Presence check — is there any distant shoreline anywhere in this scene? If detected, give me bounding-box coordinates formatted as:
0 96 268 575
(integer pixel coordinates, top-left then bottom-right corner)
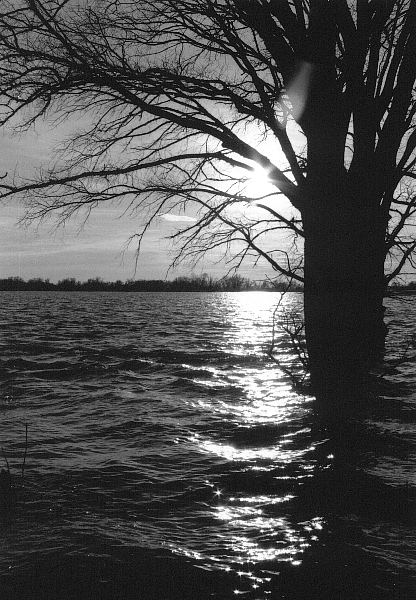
389 289 416 295
0 288 302 293
0 288 303 294
2 276 415 294
0 276 303 293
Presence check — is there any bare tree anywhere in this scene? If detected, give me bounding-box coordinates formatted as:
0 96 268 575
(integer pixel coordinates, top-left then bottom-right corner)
0 1 415 396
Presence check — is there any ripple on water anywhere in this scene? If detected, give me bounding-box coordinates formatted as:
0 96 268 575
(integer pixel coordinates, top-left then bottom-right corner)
0 291 415 599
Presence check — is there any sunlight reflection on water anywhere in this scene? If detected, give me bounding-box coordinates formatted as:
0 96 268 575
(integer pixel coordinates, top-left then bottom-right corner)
168 291 322 584
193 434 314 463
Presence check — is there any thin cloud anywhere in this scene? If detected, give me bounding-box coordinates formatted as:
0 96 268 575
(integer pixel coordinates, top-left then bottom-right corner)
158 213 196 223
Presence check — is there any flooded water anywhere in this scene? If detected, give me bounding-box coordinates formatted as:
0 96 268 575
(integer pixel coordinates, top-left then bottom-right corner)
0 291 415 599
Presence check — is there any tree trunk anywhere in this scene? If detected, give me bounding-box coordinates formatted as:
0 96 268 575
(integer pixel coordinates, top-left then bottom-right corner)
294 38 388 400
302 194 387 399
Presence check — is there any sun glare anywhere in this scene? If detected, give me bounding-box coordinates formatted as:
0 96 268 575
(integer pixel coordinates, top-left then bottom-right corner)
246 164 274 199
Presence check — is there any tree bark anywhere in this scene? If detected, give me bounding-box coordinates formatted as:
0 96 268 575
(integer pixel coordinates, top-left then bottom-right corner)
297 46 388 399
302 192 387 399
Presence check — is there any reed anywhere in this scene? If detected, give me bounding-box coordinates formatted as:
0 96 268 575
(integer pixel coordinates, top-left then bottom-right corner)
0 424 28 516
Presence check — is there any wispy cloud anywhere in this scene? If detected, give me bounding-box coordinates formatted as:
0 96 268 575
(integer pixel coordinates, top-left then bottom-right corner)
158 213 196 223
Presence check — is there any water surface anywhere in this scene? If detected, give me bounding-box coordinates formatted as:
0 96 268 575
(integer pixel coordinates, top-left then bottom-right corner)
0 291 415 599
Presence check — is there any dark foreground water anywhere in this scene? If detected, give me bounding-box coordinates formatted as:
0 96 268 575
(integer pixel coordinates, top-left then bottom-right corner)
0 291 415 599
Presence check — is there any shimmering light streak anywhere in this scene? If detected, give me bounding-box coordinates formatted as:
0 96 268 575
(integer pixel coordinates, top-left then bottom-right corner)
214 505 264 521
228 494 295 504
195 436 314 463
168 294 326 578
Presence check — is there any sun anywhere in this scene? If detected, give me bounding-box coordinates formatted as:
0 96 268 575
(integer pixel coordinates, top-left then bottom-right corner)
237 159 294 221
245 163 275 200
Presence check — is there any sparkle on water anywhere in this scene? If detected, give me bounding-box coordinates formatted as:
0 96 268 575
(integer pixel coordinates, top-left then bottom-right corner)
165 292 320 589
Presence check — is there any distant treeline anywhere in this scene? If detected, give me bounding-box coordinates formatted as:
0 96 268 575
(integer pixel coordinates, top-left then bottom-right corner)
389 280 416 292
0 275 303 292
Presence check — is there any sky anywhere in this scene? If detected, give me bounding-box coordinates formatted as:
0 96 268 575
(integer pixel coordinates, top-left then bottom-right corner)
2 194 267 282
0 112 298 283
1 118 413 285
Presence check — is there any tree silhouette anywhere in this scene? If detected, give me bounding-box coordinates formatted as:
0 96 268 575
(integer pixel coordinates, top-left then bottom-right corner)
0 1 415 396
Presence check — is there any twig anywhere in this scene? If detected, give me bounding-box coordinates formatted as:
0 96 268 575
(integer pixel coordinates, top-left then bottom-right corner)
266 278 309 389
